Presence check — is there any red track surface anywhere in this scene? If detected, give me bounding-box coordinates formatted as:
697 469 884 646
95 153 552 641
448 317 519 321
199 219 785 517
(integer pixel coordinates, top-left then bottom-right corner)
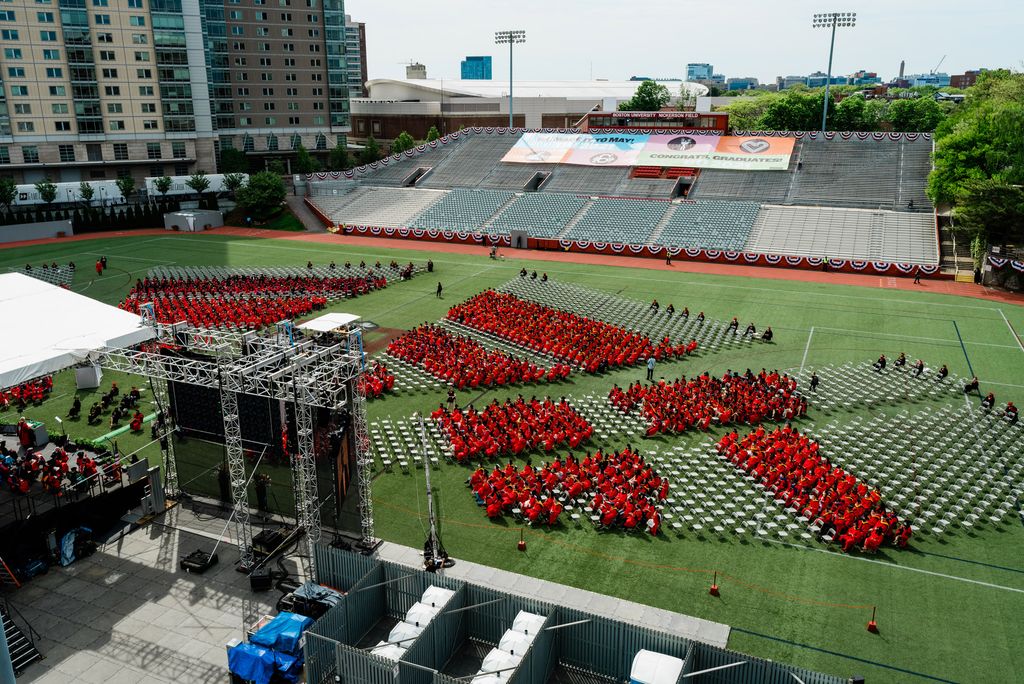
4 226 1023 306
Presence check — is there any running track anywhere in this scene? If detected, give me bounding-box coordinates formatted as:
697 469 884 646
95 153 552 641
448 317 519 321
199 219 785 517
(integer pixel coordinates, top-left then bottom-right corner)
3 226 1023 307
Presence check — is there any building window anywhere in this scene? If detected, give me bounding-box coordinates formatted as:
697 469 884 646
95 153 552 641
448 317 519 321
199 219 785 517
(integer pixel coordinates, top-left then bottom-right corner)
237 87 249 96
129 16 145 26
312 115 325 126
288 116 300 125
239 103 252 111
266 135 278 151
132 33 147 44
242 135 254 151
99 50 115 60
308 29 319 38
107 103 123 113
49 85 65 96
263 102 275 111
261 87 273 96
139 85 154 96
239 117 252 126
45 67 62 78
256 11 268 19
7 67 24 78
0 11 15 20
282 43 294 52
280 12 291 20
280 28 292 37
42 49 59 59
58 144 75 162
86 143 103 162
171 141 186 158
143 120 158 130
255 27 268 36
259 57 271 66
260 73 272 81
96 32 112 42
149 165 164 178
101 68 118 78
229 10 242 18
51 103 68 114
136 69 152 78
287 102 298 111
112 143 128 160
233 57 247 66
13 103 30 114
22 146 39 163
36 11 54 22
258 42 270 51
134 51 149 61
174 163 188 175
89 170 106 179
0 29 18 39
92 0 108 5
3 47 19 58
9 85 27 96
231 26 243 36
104 85 120 96
308 44 320 52
141 103 156 113
94 14 110 24
54 121 71 131
0 147 9 164
128 0 143 7
146 142 161 159
109 120 125 131
16 122 34 132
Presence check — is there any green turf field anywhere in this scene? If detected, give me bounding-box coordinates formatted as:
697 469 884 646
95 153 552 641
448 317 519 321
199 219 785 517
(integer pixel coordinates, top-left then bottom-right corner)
3 233 1023 683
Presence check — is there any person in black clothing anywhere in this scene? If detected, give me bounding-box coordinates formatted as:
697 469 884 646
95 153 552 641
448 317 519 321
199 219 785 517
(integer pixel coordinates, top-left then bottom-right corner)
913 271 922 285
649 299 659 313
665 304 675 316
427 259 434 273
913 359 925 378
761 327 773 343
329 261 336 269
963 376 979 394
681 307 689 320
436 282 443 298
520 268 527 278
935 364 948 382
809 372 820 393
446 388 456 411
727 317 739 334
307 260 314 269
981 392 995 410
100 256 108 269
743 322 756 338
696 311 705 324
531 271 537 280
665 253 672 266
894 352 907 369
541 273 548 282
68 397 81 418
873 354 887 372
1002 402 1018 424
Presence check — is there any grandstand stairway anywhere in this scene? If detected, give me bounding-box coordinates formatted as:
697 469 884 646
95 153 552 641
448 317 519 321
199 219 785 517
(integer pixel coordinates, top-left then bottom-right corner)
2 602 43 676
480 193 523 232
555 199 595 239
939 226 975 274
645 204 681 245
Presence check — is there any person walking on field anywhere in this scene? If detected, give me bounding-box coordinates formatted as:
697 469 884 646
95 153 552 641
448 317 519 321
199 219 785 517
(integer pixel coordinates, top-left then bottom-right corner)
436 282 443 299
646 356 656 382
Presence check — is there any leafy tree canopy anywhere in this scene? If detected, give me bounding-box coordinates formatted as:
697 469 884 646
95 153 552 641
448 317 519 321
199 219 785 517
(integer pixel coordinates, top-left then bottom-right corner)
618 80 671 111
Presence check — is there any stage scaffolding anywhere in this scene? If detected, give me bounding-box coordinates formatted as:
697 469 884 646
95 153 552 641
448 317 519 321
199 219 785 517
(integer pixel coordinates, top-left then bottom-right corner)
97 314 371 573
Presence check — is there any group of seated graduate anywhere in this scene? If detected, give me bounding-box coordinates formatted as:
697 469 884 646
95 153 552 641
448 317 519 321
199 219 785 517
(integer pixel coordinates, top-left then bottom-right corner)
717 425 912 553
128 272 387 299
432 396 593 463
0 376 53 411
609 369 807 436
358 360 396 399
79 383 143 429
648 302 774 342
468 446 667 534
873 351 948 380
447 290 690 374
388 324 570 389
121 291 328 330
0 442 121 497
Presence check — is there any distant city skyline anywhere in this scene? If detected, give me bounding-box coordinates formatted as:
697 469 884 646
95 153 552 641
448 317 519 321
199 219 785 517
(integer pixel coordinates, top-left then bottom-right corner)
346 0 1018 85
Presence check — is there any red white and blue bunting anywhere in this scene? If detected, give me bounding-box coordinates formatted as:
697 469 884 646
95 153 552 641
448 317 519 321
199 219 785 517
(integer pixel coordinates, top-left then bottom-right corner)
988 256 1024 273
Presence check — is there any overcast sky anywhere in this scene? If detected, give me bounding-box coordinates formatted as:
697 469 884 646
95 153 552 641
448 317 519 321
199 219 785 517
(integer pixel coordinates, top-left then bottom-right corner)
347 0 1020 85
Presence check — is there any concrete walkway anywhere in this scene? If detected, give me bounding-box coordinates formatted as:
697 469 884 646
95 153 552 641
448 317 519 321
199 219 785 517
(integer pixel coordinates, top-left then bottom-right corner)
376 540 731 648
286 195 328 233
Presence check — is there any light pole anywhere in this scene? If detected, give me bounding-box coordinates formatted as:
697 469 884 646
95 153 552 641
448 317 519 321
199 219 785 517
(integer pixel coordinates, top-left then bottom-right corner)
495 29 526 129
812 12 856 133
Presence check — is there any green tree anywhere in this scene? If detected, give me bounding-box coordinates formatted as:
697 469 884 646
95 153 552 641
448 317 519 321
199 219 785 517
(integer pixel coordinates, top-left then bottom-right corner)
294 144 319 174
832 94 869 131
328 142 350 170
222 172 246 197
266 159 286 175
758 90 829 131
235 171 287 219
719 93 778 130
153 176 173 197
35 178 58 205
219 148 249 174
391 131 415 154
425 126 441 142
618 80 671 111
115 175 136 201
185 172 210 196
78 181 95 205
928 70 1024 205
358 136 382 165
888 97 944 132
953 179 1024 248
0 177 15 213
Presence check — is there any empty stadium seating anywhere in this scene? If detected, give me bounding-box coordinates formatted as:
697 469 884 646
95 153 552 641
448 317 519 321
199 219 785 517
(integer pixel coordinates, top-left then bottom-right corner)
561 198 672 244
419 134 525 189
411 188 514 232
746 205 939 264
311 186 446 228
489 193 589 238
654 201 760 251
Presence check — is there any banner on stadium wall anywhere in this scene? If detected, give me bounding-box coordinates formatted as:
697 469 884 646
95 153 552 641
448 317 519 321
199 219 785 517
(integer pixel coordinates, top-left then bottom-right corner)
502 133 795 170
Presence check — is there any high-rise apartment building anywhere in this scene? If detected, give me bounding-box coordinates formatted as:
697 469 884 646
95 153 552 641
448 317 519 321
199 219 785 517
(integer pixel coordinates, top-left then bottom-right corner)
344 14 367 97
0 0 351 184
460 55 491 80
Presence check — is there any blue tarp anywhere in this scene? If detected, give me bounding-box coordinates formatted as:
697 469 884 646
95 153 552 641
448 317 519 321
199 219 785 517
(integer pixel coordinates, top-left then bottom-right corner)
228 643 275 684
249 612 314 656
292 581 345 609
274 651 303 684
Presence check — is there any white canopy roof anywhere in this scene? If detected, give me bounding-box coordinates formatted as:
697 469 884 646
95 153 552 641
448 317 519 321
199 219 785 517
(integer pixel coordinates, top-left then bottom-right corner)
630 650 685 684
0 273 156 389
296 312 361 333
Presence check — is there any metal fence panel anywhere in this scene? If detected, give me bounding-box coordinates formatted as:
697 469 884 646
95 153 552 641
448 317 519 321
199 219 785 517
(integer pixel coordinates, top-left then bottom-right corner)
464 584 554 646
381 561 464 620
685 643 846 684
399 585 467 684
315 544 379 591
508 613 557 684
337 642 399 684
306 630 341 684
347 563 387 645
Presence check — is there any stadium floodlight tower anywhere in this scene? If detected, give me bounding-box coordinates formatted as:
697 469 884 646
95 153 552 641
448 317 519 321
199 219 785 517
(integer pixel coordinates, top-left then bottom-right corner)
812 11 856 133
494 29 526 129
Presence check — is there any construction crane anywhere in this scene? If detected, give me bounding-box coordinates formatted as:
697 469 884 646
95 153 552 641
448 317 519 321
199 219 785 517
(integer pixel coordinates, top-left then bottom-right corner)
930 55 947 75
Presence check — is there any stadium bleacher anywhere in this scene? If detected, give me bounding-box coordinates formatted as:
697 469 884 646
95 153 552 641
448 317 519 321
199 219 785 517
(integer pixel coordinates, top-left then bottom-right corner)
411 188 515 233
312 186 446 228
654 201 760 251
490 193 589 238
418 133 525 189
746 205 939 264
561 198 673 244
